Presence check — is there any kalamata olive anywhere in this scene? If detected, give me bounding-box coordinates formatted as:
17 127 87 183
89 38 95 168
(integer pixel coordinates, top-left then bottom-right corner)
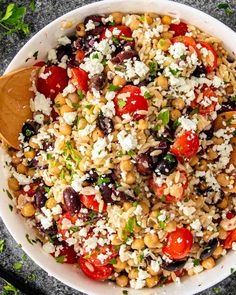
111 50 138 64
97 112 114 135
56 44 73 62
86 169 99 183
136 153 153 176
218 101 236 113
22 122 36 141
42 140 55 151
35 187 47 209
63 187 80 214
36 222 58 236
89 26 105 36
161 260 186 272
100 184 113 203
84 15 103 26
154 153 178 176
74 37 86 51
201 125 214 140
204 189 224 205
200 238 218 260
192 65 207 77
89 73 106 91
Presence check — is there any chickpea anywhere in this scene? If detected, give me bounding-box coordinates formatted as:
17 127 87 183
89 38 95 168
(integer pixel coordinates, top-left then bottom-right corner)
218 227 228 239
116 275 128 287
155 76 168 90
27 168 36 177
113 257 127 272
49 163 61 176
144 233 160 248
24 150 36 159
139 201 149 215
217 197 228 209
29 136 39 149
68 92 79 104
142 14 153 25
92 128 103 142
129 19 141 31
146 276 159 288
60 104 75 116
165 220 177 232
111 235 122 246
8 177 20 191
76 23 86 37
196 159 207 171
161 15 172 25
213 137 224 145
21 203 35 217
11 153 21 165
59 121 72 136
161 31 173 39
170 109 181 121
123 202 133 211
138 119 148 130
125 172 136 185
189 155 199 167
113 75 126 87
128 268 139 279
55 93 66 107
46 198 57 209
120 160 134 172
207 148 218 160
201 257 215 270
213 245 223 259
78 118 87 130
216 173 230 187
79 157 89 172
226 85 234 95
147 265 159 276
172 98 185 110
157 38 171 51
127 259 135 267
131 238 145 250
111 12 124 24
16 163 28 174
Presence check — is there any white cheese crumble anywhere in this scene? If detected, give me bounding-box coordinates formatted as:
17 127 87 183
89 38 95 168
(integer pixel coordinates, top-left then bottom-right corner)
30 92 52 116
179 116 197 131
92 137 108 160
58 36 71 45
63 112 77 125
117 130 138 151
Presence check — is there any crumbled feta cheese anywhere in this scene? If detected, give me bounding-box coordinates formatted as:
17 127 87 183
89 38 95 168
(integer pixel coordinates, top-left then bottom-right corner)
43 242 55 254
30 92 52 116
48 49 58 63
179 116 197 131
39 71 52 80
58 36 71 45
62 84 76 97
169 42 187 59
13 171 32 185
117 130 138 151
85 19 96 31
92 138 108 160
63 112 77 125
151 260 160 273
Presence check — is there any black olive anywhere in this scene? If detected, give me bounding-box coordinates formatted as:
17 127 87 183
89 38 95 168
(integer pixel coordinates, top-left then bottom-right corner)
35 186 47 209
136 153 153 176
56 44 73 62
42 140 55 151
192 65 207 77
204 189 224 205
36 222 58 236
89 73 106 91
86 169 99 183
22 122 36 141
63 187 80 214
201 125 214 140
154 153 178 176
97 112 114 135
161 260 187 272
218 101 236 113
84 15 103 26
200 238 218 260
111 50 138 64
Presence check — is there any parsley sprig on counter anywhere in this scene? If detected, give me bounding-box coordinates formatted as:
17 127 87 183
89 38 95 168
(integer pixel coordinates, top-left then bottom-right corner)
217 2 235 16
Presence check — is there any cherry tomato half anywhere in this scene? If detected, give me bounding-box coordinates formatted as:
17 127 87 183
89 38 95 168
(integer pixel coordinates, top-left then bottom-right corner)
171 131 199 161
57 212 78 241
100 25 132 41
75 50 86 63
197 41 218 73
79 194 107 212
169 22 188 37
19 182 40 197
224 229 236 249
34 61 46 67
70 67 88 94
37 66 69 100
149 171 188 203
172 36 199 54
79 257 113 281
162 228 193 260
83 244 117 267
191 87 218 115
114 85 148 120
51 243 78 264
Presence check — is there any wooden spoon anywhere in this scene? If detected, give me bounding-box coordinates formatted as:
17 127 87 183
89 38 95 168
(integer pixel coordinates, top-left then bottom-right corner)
0 67 39 150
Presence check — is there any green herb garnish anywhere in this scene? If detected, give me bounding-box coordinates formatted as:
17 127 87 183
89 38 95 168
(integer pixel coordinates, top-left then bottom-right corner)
144 91 151 99
112 37 120 44
1 280 19 295
120 36 134 41
108 84 121 91
108 258 117 265
193 259 200 266
56 255 66 263
30 0 36 12
0 240 5 253
217 3 235 16
97 177 111 185
14 262 22 270
117 100 126 109
77 89 85 99
190 107 199 115
158 110 170 126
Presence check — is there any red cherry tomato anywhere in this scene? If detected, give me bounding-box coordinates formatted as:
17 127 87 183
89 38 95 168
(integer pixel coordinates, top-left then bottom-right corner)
169 22 188 36
37 66 69 100
224 229 236 249
34 61 45 67
163 228 193 260
191 87 218 115
197 41 218 73
114 85 148 120
79 194 107 212
51 243 77 264
171 131 199 161
75 50 85 63
57 212 78 241
100 25 132 41
79 257 113 281
83 244 117 267
70 67 88 94
226 212 235 220
19 183 40 197
149 171 188 203
172 36 199 54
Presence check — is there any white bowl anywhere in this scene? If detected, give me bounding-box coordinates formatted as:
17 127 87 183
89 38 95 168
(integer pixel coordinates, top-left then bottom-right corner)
1 0 236 294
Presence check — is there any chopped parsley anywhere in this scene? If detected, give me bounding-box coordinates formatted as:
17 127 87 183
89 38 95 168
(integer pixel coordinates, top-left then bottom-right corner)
122 291 128 295
217 3 235 16
69 226 79 233
139 253 144 262
108 84 121 91
112 37 120 44
164 154 176 162
169 68 179 76
190 107 200 115
97 177 111 185
56 255 66 263
158 110 170 126
85 104 92 110
77 89 85 99
144 91 151 99
1 280 19 295
6 190 13 200
120 36 134 41
60 169 65 179
117 100 126 109
14 262 22 270
108 258 117 265
0 239 5 253
148 61 158 77
127 150 135 157
193 259 200 266
92 53 99 59
8 204 13 212
117 150 123 157
230 267 235 274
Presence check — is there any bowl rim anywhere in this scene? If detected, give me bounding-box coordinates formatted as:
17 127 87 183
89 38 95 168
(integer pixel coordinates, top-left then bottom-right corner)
2 0 236 294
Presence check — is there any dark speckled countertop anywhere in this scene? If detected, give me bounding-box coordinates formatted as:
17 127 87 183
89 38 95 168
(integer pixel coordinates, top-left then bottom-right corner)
0 0 236 294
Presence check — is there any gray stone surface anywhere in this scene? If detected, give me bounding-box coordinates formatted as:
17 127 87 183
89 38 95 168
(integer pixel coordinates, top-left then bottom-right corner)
0 0 236 294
